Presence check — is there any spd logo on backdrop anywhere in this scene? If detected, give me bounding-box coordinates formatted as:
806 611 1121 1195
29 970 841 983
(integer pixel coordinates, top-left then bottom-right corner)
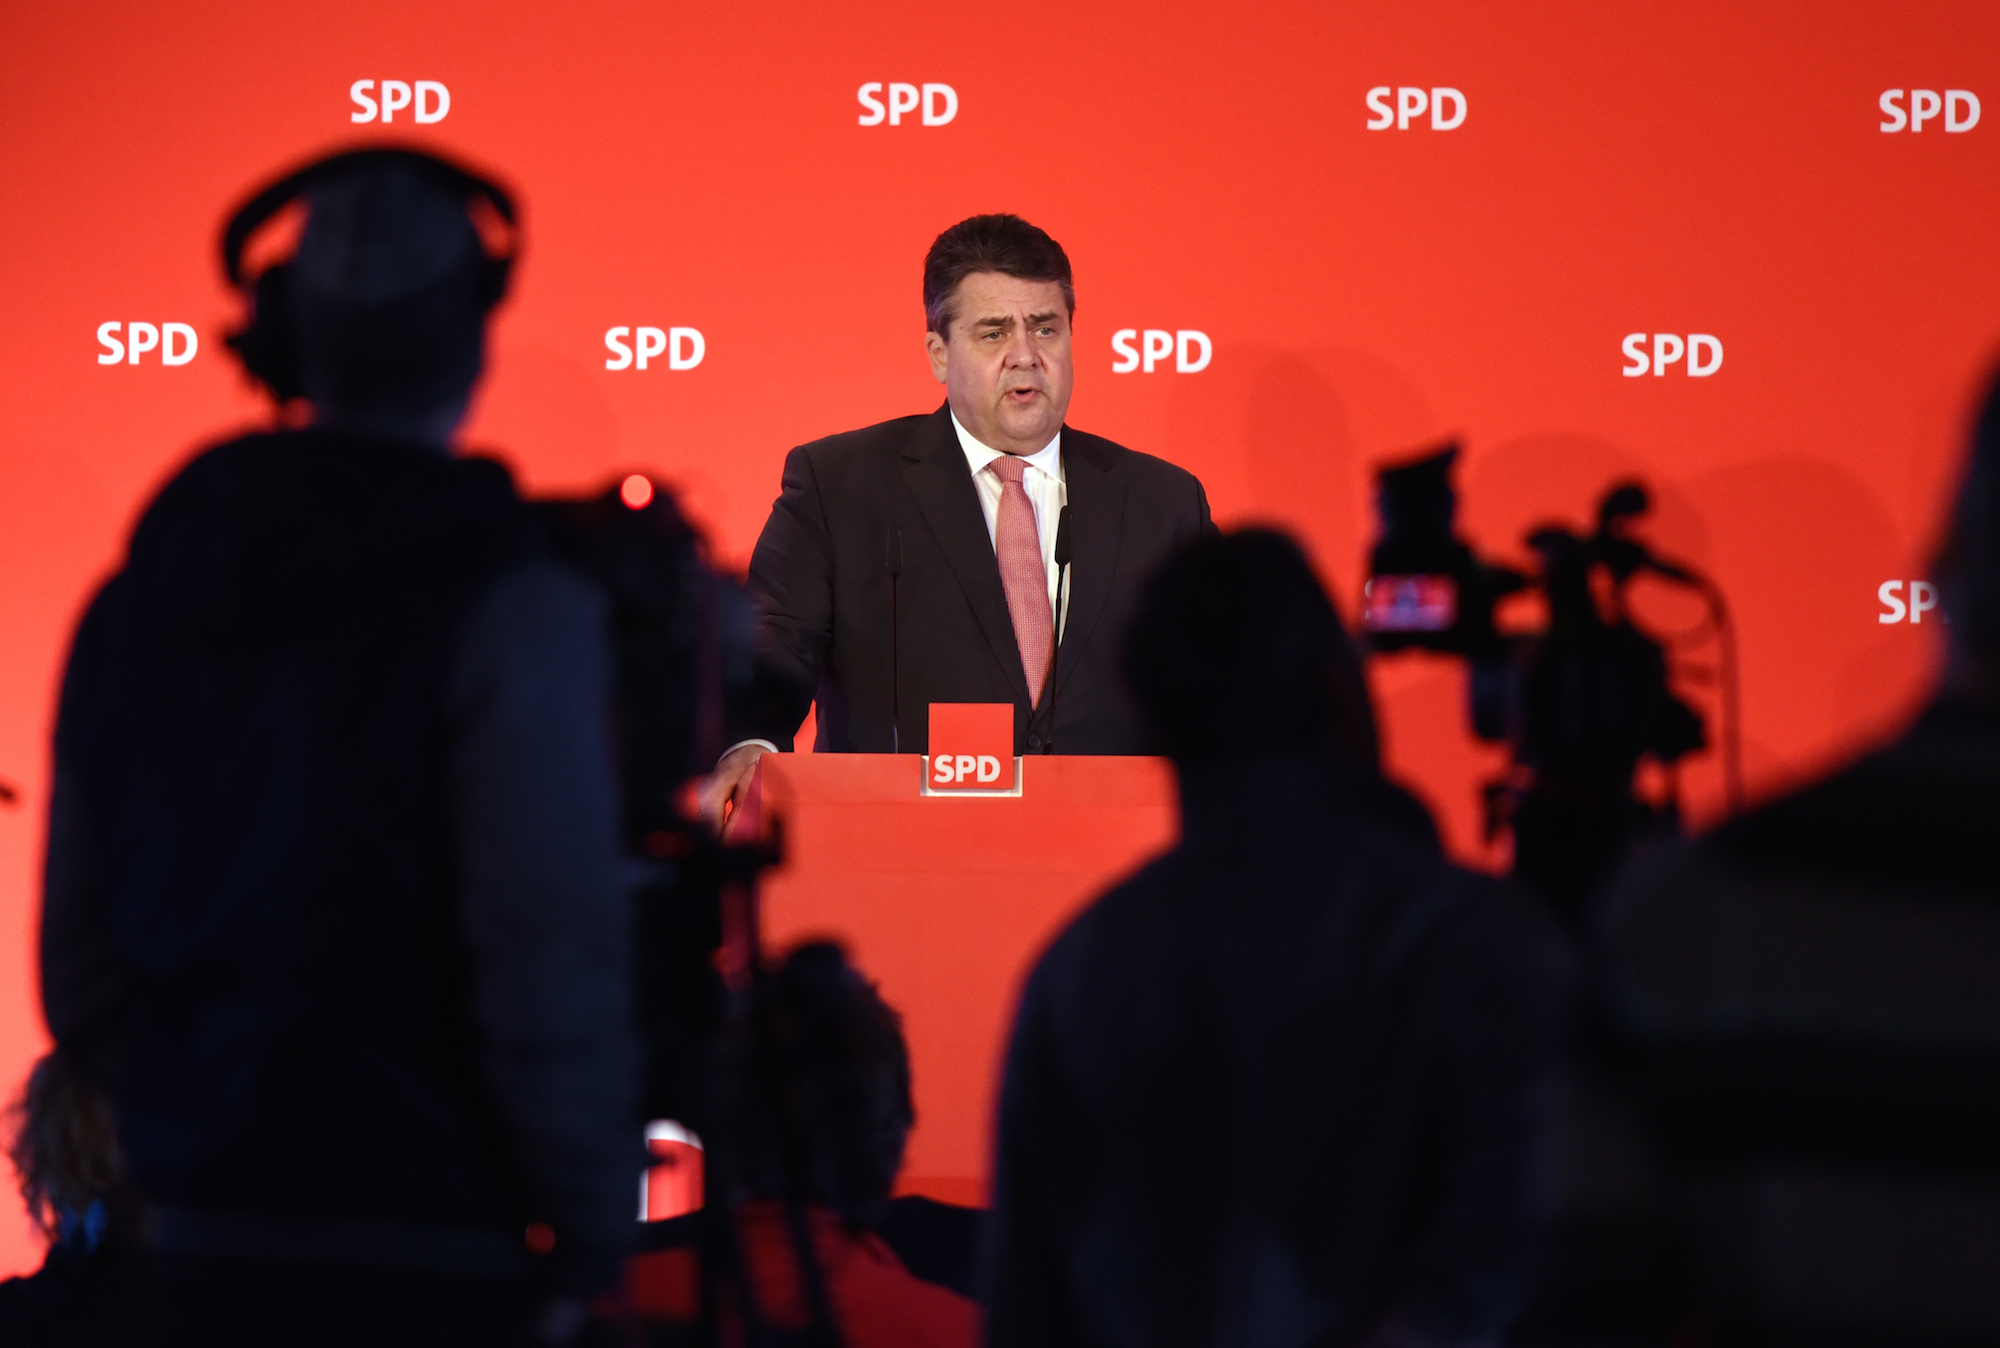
857 83 957 126
1111 329 1211 373
1879 90 1979 133
97 322 198 366
1879 581 1941 625
1366 87 1466 130
1621 333 1722 377
604 327 706 371
350 80 450 124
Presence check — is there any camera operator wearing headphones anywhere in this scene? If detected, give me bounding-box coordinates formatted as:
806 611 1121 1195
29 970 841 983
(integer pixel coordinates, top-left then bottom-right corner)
38 149 638 1346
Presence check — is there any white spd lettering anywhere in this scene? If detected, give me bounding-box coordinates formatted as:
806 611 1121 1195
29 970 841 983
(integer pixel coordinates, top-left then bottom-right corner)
1879 89 1979 133
1621 333 1722 377
1365 86 1466 130
350 80 450 124
97 321 198 366
1111 329 1212 373
604 326 705 371
857 82 957 126
1879 580 1940 624
932 754 1003 784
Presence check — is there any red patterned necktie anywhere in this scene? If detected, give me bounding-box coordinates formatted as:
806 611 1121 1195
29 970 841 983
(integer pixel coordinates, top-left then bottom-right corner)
986 455 1054 707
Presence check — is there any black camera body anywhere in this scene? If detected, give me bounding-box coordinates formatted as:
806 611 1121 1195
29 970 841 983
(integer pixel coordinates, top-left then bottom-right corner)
532 480 776 1123
1363 446 1529 663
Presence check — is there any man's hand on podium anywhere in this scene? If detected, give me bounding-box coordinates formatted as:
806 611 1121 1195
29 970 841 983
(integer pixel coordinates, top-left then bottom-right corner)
696 742 767 834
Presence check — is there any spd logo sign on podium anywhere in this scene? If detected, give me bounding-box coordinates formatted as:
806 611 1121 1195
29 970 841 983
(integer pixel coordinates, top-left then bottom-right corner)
924 703 1019 796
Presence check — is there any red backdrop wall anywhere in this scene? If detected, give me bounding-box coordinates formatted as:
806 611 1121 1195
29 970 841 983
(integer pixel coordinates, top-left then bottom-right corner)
1 0 1995 1273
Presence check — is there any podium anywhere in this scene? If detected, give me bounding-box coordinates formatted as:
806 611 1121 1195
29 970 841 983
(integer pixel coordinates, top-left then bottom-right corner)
738 753 1177 1208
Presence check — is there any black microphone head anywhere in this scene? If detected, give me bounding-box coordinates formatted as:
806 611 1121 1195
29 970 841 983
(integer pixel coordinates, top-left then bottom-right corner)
1597 480 1651 534
1053 505 1073 566
886 528 903 577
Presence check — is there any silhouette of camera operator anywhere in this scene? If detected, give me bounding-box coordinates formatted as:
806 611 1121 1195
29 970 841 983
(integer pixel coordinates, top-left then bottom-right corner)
1587 370 2000 1343
1507 502 1707 922
986 529 1573 1348
40 148 638 1346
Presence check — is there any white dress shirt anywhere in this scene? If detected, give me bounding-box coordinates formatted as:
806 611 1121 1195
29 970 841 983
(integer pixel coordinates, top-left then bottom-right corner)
949 410 1070 634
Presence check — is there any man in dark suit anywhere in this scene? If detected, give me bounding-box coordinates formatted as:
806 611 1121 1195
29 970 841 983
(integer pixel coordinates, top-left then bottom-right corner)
701 214 1210 815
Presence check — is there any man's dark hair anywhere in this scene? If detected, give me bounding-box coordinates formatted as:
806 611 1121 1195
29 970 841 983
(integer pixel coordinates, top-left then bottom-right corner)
739 942 914 1226
923 214 1075 338
1122 528 1381 769
1938 367 2000 659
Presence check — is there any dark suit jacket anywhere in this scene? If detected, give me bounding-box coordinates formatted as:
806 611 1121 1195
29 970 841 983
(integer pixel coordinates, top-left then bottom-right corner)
744 404 1211 754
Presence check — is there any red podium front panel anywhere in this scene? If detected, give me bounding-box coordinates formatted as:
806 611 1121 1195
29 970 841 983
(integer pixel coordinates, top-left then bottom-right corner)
743 754 1177 1207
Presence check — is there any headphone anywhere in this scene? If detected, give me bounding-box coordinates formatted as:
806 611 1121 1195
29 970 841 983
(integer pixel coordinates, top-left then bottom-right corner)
220 145 519 402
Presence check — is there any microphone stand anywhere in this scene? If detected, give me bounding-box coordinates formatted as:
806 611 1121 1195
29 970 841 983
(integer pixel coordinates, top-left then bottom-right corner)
1044 506 1072 754
887 529 903 754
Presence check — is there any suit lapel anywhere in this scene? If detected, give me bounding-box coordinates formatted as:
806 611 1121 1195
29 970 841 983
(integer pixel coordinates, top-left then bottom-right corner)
1053 430 1126 707
900 405 1033 705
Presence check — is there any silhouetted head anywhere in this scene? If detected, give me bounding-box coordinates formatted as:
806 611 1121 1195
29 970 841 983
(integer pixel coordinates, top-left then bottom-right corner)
1123 528 1380 771
1937 368 2000 673
291 158 490 423
740 942 914 1225
6 1050 121 1251
223 148 516 444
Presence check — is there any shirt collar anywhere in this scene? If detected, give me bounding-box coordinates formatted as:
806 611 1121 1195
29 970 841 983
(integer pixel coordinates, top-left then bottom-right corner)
950 408 1062 480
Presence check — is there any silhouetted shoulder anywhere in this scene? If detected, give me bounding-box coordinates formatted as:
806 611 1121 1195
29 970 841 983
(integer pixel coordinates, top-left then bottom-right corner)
1424 864 1575 991
1715 732 2000 893
1033 796 1561 1002
1592 707 2000 1040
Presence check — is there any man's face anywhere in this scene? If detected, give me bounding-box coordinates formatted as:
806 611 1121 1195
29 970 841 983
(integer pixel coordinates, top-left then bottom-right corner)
925 272 1074 456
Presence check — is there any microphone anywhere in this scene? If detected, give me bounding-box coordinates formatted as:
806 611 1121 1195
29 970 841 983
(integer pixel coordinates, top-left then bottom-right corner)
1603 531 1700 586
1639 550 1700 586
1044 506 1072 755
887 529 903 754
